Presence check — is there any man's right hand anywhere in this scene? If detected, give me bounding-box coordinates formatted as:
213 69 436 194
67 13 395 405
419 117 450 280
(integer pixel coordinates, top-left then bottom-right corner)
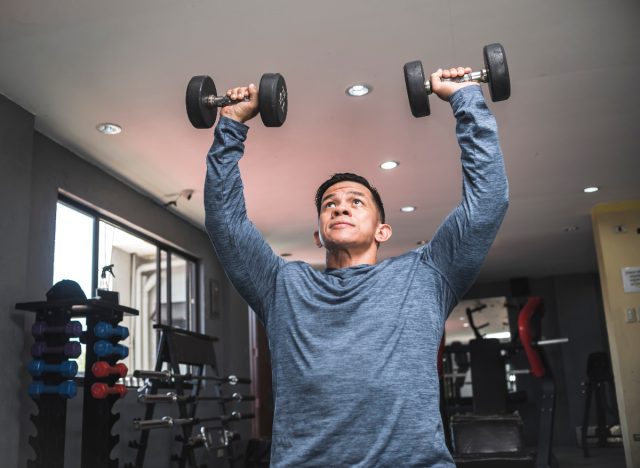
220 84 260 124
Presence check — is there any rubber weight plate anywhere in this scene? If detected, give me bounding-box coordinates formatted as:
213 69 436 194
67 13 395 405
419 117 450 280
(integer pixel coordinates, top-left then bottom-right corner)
483 43 510 102
259 73 287 127
403 60 430 117
186 75 217 129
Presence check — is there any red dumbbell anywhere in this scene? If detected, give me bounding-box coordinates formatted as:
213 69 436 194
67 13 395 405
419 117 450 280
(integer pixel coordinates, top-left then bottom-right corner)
91 382 127 399
92 361 128 378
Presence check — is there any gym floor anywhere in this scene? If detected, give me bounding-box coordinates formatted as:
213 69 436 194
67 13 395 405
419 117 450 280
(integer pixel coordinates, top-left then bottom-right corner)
553 445 626 467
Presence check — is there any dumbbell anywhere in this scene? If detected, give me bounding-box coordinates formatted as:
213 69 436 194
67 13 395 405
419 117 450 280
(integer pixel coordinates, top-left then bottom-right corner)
32 321 83 339
186 73 288 129
32 341 81 358
403 43 510 117
28 359 78 378
92 361 128 378
29 380 77 399
91 382 128 399
94 340 129 358
94 321 129 340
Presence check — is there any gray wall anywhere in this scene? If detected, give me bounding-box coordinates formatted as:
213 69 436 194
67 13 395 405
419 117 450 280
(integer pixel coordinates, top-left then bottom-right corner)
1 93 252 468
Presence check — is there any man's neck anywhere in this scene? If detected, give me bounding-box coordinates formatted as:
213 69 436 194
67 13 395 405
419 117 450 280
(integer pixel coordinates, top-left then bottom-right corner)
324 246 378 270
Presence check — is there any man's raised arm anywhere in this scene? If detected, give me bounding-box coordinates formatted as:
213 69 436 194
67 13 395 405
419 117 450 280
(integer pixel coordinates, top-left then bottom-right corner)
423 68 509 301
204 84 284 322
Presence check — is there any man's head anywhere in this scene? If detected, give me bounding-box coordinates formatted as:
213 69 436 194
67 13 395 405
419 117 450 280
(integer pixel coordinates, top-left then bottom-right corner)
313 173 392 254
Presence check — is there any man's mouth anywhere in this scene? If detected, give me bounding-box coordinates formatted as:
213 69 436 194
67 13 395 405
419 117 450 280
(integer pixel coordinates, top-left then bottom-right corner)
330 221 354 229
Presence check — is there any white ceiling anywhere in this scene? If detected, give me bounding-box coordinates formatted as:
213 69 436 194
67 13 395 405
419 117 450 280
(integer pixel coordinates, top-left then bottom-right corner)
2 0 639 283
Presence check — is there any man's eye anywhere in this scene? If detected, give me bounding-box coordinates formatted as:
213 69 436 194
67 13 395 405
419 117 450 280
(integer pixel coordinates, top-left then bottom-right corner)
353 199 362 205
325 202 335 208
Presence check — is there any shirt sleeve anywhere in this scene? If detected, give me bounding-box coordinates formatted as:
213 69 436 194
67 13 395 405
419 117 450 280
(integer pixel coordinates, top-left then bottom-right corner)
422 86 509 304
204 116 285 323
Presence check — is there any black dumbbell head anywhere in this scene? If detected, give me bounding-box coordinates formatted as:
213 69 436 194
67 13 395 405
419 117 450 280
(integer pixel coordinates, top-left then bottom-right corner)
404 60 430 117
186 75 218 129
483 43 510 102
258 73 287 127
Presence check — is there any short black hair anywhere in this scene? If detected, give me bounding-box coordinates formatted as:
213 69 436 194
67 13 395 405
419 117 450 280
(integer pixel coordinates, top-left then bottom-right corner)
315 173 385 223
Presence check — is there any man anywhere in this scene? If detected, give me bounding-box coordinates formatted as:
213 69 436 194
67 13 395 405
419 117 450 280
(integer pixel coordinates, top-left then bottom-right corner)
204 66 508 467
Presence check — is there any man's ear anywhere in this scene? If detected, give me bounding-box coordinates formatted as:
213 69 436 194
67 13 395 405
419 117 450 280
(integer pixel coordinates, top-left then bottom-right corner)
375 223 392 244
313 230 323 248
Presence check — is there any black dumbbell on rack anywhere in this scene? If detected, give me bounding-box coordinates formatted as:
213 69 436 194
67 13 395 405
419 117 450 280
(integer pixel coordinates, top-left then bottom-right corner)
403 43 510 117
186 73 288 128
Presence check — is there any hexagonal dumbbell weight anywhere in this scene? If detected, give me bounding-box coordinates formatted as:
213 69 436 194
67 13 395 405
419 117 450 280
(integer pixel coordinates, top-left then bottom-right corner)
403 43 510 117
31 341 82 358
186 73 288 128
29 380 77 399
94 340 129 358
92 361 128 378
94 321 129 340
91 382 128 399
32 320 83 339
28 359 78 378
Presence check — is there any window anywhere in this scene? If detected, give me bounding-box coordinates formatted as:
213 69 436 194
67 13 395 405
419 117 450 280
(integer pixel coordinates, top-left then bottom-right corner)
52 195 200 380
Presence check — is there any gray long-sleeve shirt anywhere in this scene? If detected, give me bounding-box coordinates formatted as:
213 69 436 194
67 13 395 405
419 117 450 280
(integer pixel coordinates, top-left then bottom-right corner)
204 86 508 467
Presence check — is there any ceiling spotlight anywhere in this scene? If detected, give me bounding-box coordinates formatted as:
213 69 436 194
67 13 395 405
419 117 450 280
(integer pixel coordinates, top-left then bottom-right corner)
380 161 399 170
563 226 579 232
346 84 372 97
583 186 599 193
96 122 122 135
280 253 292 257
400 206 416 213
416 240 428 245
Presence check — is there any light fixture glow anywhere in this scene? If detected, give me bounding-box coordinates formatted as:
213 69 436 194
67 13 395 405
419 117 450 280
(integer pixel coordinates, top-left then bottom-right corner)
346 84 372 97
583 186 599 193
400 206 416 213
416 239 428 246
380 161 399 170
485 331 511 340
96 123 122 135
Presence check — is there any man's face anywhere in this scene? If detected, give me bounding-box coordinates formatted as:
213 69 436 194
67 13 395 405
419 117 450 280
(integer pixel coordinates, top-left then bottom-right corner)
314 181 390 251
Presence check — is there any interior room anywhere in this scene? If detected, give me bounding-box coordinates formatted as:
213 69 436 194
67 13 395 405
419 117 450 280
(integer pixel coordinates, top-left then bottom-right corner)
1 1 639 467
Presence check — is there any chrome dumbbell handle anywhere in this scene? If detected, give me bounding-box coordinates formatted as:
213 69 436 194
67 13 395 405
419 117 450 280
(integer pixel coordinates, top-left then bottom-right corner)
137 392 179 403
424 70 489 94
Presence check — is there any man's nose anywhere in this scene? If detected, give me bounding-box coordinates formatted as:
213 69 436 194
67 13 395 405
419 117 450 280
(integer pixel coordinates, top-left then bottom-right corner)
332 203 351 217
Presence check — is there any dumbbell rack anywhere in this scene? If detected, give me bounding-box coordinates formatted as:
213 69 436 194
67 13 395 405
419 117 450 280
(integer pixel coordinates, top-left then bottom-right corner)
16 297 138 468
127 325 249 468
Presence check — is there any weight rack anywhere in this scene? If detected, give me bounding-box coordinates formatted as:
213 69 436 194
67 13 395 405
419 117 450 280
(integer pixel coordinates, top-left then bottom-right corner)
16 296 139 468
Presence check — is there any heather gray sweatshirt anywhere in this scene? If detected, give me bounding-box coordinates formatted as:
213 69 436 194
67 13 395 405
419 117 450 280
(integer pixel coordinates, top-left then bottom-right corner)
204 86 508 467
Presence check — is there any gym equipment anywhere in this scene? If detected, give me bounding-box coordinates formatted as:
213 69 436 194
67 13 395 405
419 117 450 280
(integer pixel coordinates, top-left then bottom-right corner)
94 339 129 358
185 427 239 451
28 359 78 378
32 320 83 338
92 361 128 378
29 381 77 399
186 73 288 128
403 43 510 117
91 382 128 399
133 369 250 386
94 321 129 340
133 411 254 430
138 391 254 404
31 341 81 358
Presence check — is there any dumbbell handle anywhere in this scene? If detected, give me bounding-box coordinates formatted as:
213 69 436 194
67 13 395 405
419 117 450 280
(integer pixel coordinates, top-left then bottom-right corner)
203 95 250 108
424 69 489 95
134 416 193 430
138 392 254 404
133 369 249 385
92 361 128 378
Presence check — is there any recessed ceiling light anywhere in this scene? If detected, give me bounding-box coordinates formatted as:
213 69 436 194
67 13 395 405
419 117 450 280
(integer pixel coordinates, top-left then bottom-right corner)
563 226 579 232
400 206 416 213
280 253 292 257
346 84 372 97
380 161 399 170
583 186 599 193
96 123 122 135
463 323 469 328
416 239 428 245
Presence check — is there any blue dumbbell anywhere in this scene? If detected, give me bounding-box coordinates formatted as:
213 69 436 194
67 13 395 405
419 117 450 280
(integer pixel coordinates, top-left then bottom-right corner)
28 360 78 378
94 321 129 340
29 380 77 399
94 340 129 358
